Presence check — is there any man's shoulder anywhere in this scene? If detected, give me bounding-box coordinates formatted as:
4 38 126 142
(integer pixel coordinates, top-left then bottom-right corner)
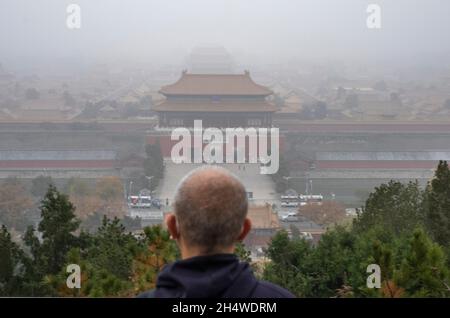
252 280 296 298
137 282 295 298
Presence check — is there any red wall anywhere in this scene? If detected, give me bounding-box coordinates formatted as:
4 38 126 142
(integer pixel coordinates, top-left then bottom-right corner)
147 132 285 159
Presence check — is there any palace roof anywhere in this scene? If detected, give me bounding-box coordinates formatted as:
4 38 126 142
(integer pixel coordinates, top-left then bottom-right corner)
152 99 278 113
247 205 280 230
159 71 273 96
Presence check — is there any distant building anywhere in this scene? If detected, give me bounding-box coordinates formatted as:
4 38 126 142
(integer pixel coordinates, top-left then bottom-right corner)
274 89 321 119
187 45 235 74
0 150 118 179
153 70 277 128
244 204 281 257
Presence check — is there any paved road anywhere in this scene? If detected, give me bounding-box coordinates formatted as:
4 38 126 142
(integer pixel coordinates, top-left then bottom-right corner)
143 162 332 230
155 162 280 207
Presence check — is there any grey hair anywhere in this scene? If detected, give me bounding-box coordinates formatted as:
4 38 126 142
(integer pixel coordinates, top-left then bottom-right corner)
173 166 248 254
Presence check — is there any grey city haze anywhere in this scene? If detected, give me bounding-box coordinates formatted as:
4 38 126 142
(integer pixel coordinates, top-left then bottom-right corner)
1 0 450 72
0 0 450 300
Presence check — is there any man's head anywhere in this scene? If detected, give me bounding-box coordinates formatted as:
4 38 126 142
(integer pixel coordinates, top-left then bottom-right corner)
166 166 251 258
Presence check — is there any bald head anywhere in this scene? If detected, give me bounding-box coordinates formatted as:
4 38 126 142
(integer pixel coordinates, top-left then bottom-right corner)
173 166 248 254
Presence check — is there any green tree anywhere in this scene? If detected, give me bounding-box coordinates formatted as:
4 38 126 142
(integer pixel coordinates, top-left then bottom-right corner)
141 225 179 268
354 180 425 235
305 227 366 298
48 247 131 297
87 217 138 280
27 185 80 275
425 161 450 250
235 242 251 264
48 217 139 297
263 230 314 297
129 225 179 295
0 225 25 296
394 228 449 297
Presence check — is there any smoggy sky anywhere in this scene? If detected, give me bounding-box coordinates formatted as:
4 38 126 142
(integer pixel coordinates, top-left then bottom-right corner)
1 0 449 69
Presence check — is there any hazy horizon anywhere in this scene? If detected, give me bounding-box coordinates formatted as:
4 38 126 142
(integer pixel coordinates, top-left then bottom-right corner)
1 0 450 74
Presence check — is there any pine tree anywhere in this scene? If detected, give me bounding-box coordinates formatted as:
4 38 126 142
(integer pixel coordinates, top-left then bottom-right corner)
354 180 425 235
394 228 449 297
129 225 178 296
0 225 24 296
235 242 252 264
425 161 450 248
87 216 137 280
35 185 80 274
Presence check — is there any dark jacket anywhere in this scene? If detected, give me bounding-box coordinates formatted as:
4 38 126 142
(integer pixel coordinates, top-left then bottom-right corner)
137 254 295 298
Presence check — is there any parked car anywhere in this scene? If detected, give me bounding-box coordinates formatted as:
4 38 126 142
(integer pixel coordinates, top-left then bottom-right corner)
281 201 299 208
151 198 162 209
281 214 299 222
281 195 298 200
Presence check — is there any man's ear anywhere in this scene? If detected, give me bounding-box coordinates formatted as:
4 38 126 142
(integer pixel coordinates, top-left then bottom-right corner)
165 213 179 240
237 218 252 241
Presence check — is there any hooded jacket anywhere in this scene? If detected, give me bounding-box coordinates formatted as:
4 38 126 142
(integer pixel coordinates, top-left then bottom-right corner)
137 254 295 298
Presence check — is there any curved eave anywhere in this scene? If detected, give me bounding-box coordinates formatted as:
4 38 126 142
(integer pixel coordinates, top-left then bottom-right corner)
152 100 278 113
158 91 273 98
